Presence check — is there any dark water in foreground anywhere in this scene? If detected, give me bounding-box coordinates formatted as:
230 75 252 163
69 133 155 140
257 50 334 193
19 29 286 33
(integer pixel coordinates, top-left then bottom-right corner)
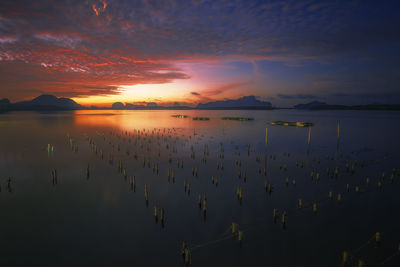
0 110 399 267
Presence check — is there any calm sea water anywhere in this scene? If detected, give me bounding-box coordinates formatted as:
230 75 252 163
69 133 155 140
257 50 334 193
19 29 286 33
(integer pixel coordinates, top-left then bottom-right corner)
0 110 399 267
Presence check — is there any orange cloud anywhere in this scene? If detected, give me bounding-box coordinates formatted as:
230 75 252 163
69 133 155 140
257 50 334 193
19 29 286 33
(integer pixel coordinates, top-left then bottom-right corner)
92 4 99 16
190 81 251 103
92 0 107 16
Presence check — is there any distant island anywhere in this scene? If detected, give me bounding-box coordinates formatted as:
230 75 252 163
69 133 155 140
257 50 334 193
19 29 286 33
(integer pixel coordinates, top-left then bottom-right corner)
0 95 83 111
108 96 273 110
294 101 400 111
1 95 400 112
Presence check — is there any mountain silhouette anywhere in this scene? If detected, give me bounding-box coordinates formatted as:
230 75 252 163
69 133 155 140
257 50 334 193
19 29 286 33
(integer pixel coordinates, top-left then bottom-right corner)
111 102 125 109
15 94 83 110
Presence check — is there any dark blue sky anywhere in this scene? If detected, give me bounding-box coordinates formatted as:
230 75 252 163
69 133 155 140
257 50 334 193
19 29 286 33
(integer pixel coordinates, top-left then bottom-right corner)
0 0 399 106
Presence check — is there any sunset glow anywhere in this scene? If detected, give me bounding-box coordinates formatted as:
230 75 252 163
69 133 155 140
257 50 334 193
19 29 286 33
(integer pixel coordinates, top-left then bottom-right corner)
1 0 399 106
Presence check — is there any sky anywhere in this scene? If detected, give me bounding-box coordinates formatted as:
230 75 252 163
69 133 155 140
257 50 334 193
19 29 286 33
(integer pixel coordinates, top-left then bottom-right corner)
0 0 399 107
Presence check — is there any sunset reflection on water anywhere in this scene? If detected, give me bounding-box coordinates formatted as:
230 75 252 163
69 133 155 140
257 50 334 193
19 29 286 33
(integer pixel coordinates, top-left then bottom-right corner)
1 110 400 267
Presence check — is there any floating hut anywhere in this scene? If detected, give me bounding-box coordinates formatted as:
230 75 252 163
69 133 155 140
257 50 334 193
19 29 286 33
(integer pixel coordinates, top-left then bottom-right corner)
270 121 313 127
192 117 210 121
221 117 254 121
171 115 189 118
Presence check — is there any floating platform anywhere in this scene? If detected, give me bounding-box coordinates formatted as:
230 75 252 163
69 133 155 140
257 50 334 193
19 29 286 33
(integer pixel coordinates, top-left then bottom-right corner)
193 117 210 121
221 117 254 121
270 121 313 127
171 115 189 118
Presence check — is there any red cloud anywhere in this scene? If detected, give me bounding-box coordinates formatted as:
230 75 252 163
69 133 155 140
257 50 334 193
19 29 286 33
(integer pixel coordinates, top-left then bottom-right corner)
0 41 189 101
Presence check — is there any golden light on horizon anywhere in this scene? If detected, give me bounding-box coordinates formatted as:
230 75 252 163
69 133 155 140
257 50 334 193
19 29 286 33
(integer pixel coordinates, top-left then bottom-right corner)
73 82 197 107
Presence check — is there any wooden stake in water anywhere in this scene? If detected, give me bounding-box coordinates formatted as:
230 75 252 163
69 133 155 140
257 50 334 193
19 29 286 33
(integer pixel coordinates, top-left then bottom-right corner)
342 251 348 264
184 246 191 266
335 120 340 157
232 222 238 235
238 230 243 247
375 232 381 246
198 195 202 209
145 184 149 207
161 208 165 226
265 127 268 153
130 176 136 192
154 206 158 223
203 196 207 222
273 208 277 223
281 211 286 228
307 127 311 146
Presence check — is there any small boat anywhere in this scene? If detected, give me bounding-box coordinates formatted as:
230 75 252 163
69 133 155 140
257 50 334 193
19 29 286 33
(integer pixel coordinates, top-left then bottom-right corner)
221 117 254 121
171 115 189 118
193 117 210 121
270 121 313 127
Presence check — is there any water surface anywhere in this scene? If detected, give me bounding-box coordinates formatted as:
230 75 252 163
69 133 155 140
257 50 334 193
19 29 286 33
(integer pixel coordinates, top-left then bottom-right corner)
1 110 399 266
